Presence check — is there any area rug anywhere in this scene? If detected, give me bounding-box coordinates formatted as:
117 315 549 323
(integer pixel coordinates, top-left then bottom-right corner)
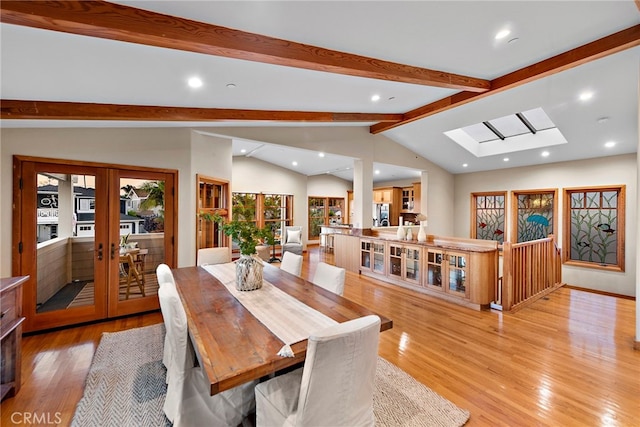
72 323 470 427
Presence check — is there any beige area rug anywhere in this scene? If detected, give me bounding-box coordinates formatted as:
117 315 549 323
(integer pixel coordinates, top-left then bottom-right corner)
67 274 159 308
72 324 469 427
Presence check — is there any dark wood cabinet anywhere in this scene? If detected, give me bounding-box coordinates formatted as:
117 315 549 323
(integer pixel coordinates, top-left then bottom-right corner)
1 276 27 401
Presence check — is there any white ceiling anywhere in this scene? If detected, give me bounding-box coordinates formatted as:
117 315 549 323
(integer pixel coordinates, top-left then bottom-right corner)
1 1 638 182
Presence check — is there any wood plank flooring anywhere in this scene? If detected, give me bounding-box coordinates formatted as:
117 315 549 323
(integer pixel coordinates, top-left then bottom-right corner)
2 247 638 426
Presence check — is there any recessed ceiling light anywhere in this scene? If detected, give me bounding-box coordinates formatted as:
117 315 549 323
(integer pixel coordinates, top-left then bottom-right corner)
240 148 247 154
503 157 510 162
579 91 593 101
541 151 550 157
462 163 468 168
495 29 511 40
371 94 381 102
292 161 298 166
187 77 203 88
604 141 616 148
318 152 325 158
226 83 237 89
374 170 380 175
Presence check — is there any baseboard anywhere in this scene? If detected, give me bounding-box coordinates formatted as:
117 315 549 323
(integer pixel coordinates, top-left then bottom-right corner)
563 285 635 300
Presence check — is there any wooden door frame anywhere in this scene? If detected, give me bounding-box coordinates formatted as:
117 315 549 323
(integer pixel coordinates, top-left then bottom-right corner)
12 155 178 331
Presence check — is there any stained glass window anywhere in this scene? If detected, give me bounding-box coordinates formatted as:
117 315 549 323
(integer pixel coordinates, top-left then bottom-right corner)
471 192 506 243
513 190 557 243
564 186 625 271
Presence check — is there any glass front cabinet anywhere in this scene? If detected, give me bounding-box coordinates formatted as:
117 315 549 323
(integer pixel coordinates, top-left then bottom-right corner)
360 239 385 275
424 248 469 298
387 243 421 286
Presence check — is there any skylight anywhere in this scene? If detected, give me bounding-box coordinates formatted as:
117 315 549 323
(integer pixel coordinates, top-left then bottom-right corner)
444 107 567 157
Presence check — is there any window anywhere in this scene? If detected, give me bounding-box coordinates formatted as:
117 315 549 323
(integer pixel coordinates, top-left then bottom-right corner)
231 192 293 243
512 189 557 243
308 197 344 240
471 192 506 244
563 186 625 271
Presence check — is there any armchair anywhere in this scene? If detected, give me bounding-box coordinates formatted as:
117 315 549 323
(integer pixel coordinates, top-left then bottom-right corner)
282 226 303 256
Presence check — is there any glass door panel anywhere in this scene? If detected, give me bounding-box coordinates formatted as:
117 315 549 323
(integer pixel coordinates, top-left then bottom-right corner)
20 162 109 332
388 244 402 278
108 171 175 317
360 240 371 270
425 249 443 289
404 247 420 282
373 242 385 274
447 253 468 296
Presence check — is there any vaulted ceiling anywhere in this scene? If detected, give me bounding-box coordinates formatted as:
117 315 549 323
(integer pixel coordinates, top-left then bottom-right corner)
1 1 639 182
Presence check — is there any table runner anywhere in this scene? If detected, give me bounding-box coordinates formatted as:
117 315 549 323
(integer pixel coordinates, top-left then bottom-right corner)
203 263 338 357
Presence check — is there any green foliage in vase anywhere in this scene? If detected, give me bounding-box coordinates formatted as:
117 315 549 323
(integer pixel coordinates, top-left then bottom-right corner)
201 209 271 256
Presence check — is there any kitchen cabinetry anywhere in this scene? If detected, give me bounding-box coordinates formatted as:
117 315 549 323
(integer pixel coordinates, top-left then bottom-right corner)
1 276 27 401
373 188 393 203
401 182 422 213
388 242 421 286
401 187 414 212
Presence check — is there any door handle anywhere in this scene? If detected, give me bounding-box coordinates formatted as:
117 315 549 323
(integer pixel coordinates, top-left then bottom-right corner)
111 243 116 260
97 243 103 261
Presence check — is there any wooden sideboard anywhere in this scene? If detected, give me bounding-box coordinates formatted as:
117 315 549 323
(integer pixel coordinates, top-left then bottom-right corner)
335 232 498 310
1 276 27 401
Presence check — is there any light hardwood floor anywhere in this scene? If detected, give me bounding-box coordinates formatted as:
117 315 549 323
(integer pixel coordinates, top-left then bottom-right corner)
2 247 638 426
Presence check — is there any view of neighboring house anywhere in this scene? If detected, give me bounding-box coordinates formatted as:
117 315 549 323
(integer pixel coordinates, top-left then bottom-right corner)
36 184 158 242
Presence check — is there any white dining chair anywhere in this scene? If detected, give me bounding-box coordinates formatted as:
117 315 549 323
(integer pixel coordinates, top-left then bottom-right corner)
311 262 346 296
156 263 176 287
156 263 176 378
255 315 381 426
280 251 303 277
197 247 231 266
158 282 257 427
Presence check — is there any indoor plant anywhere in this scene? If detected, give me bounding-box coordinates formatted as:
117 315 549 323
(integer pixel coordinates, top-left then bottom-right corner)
202 211 271 291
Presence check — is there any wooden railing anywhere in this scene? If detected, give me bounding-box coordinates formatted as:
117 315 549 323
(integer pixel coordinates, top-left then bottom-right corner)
498 235 563 312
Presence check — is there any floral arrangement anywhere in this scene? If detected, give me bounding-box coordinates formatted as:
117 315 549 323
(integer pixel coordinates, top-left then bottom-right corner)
201 212 271 256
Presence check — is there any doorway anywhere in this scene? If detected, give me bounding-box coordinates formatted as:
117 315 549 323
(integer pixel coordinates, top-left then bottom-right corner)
13 156 177 332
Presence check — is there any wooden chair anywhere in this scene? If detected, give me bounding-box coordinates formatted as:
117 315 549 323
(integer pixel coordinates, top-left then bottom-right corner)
119 252 145 299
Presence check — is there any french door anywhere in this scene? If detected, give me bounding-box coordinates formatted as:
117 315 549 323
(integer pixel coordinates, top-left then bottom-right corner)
13 156 177 332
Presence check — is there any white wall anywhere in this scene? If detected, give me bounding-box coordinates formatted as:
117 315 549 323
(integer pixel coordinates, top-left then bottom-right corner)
307 174 351 198
454 154 637 296
0 127 232 273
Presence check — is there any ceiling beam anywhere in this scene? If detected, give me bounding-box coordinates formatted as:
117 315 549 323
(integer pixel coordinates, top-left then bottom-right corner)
370 24 640 134
0 100 403 122
0 0 490 93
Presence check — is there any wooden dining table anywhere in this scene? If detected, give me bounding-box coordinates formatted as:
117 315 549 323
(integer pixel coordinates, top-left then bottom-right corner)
172 263 393 396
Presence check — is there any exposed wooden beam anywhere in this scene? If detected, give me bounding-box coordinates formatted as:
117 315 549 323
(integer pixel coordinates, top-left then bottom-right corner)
0 0 490 93
371 24 640 134
0 100 403 123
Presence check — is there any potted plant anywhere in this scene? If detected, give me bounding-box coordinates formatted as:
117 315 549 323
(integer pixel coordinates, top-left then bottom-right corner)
201 211 271 291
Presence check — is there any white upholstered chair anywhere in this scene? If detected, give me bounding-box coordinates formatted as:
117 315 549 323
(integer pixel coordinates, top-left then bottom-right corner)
197 247 231 266
282 226 303 256
156 263 176 287
280 251 303 277
158 282 256 427
311 262 346 296
255 315 381 426
156 263 176 377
